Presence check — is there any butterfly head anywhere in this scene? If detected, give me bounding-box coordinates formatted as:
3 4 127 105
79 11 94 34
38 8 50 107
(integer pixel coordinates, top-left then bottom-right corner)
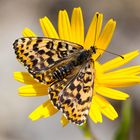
90 46 96 54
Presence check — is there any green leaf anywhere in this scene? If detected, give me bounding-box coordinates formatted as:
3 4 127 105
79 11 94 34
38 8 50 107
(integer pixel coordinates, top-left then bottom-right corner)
79 122 92 139
114 99 132 140
79 118 97 140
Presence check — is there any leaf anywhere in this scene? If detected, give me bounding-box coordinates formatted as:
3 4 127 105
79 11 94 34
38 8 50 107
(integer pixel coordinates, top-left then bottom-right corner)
79 118 97 140
79 122 92 138
114 99 132 140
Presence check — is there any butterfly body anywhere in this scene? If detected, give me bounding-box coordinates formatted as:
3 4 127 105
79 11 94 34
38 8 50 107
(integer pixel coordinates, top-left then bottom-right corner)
52 50 92 81
13 37 95 125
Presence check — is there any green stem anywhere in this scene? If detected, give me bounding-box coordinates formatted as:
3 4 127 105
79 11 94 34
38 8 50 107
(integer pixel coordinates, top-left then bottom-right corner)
79 118 97 140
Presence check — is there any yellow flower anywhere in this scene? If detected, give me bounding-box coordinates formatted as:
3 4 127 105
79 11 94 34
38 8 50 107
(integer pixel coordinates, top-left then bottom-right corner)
14 7 140 126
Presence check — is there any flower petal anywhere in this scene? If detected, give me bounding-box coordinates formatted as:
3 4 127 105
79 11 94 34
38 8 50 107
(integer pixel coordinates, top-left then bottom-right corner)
101 50 139 72
40 17 59 38
105 65 140 76
58 10 72 41
93 95 118 120
92 19 116 60
95 86 129 100
71 7 84 45
22 28 36 37
97 75 140 87
60 115 69 127
29 100 58 121
14 72 37 84
101 104 118 120
89 102 103 123
18 84 48 96
84 12 103 50
95 61 104 76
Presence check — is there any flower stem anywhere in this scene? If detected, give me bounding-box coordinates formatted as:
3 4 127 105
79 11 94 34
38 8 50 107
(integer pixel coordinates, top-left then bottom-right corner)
79 118 97 140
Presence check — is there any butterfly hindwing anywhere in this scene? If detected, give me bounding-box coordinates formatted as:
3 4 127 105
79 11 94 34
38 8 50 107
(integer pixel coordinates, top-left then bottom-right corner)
13 37 83 84
49 59 95 125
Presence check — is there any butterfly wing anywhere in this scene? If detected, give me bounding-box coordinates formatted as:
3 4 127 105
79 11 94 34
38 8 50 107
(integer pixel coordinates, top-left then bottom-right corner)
13 37 83 84
49 59 95 125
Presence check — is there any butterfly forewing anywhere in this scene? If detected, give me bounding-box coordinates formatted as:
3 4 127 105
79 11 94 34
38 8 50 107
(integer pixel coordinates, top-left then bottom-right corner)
13 37 95 125
13 37 83 84
49 59 95 125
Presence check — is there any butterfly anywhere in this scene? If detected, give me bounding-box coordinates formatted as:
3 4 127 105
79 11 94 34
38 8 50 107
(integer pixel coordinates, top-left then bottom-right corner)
13 37 96 125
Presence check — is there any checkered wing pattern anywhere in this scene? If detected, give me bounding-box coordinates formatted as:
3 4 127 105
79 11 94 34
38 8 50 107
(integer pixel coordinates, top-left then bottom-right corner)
49 59 94 125
13 37 83 84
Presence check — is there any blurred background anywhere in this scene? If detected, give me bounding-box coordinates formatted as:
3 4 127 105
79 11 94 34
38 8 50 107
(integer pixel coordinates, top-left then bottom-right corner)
0 0 140 140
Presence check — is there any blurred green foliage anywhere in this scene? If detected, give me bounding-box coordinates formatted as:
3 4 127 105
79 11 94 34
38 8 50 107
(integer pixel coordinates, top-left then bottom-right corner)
79 118 98 140
114 99 132 140
79 121 92 139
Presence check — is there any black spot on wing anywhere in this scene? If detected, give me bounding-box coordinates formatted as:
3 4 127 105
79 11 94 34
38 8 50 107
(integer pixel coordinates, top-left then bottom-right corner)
33 44 39 51
38 50 45 55
47 57 54 64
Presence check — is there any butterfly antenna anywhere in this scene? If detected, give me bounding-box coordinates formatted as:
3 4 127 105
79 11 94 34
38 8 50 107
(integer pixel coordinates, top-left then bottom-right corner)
92 13 124 59
95 47 124 59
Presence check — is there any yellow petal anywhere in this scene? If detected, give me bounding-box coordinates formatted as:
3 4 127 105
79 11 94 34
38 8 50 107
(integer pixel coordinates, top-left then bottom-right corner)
89 102 102 123
14 72 37 84
60 115 69 127
95 86 129 100
93 95 118 120
29 100 58 121
58 10 72 41
92 19 116 60
97 74 140 88
71 7 84 45
40 17 59 38
101 50 139 72
84 12 103 50
105 65 140 76
22 28 36 37
95 61 104 76
101 104 118 120
18 84 48 96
